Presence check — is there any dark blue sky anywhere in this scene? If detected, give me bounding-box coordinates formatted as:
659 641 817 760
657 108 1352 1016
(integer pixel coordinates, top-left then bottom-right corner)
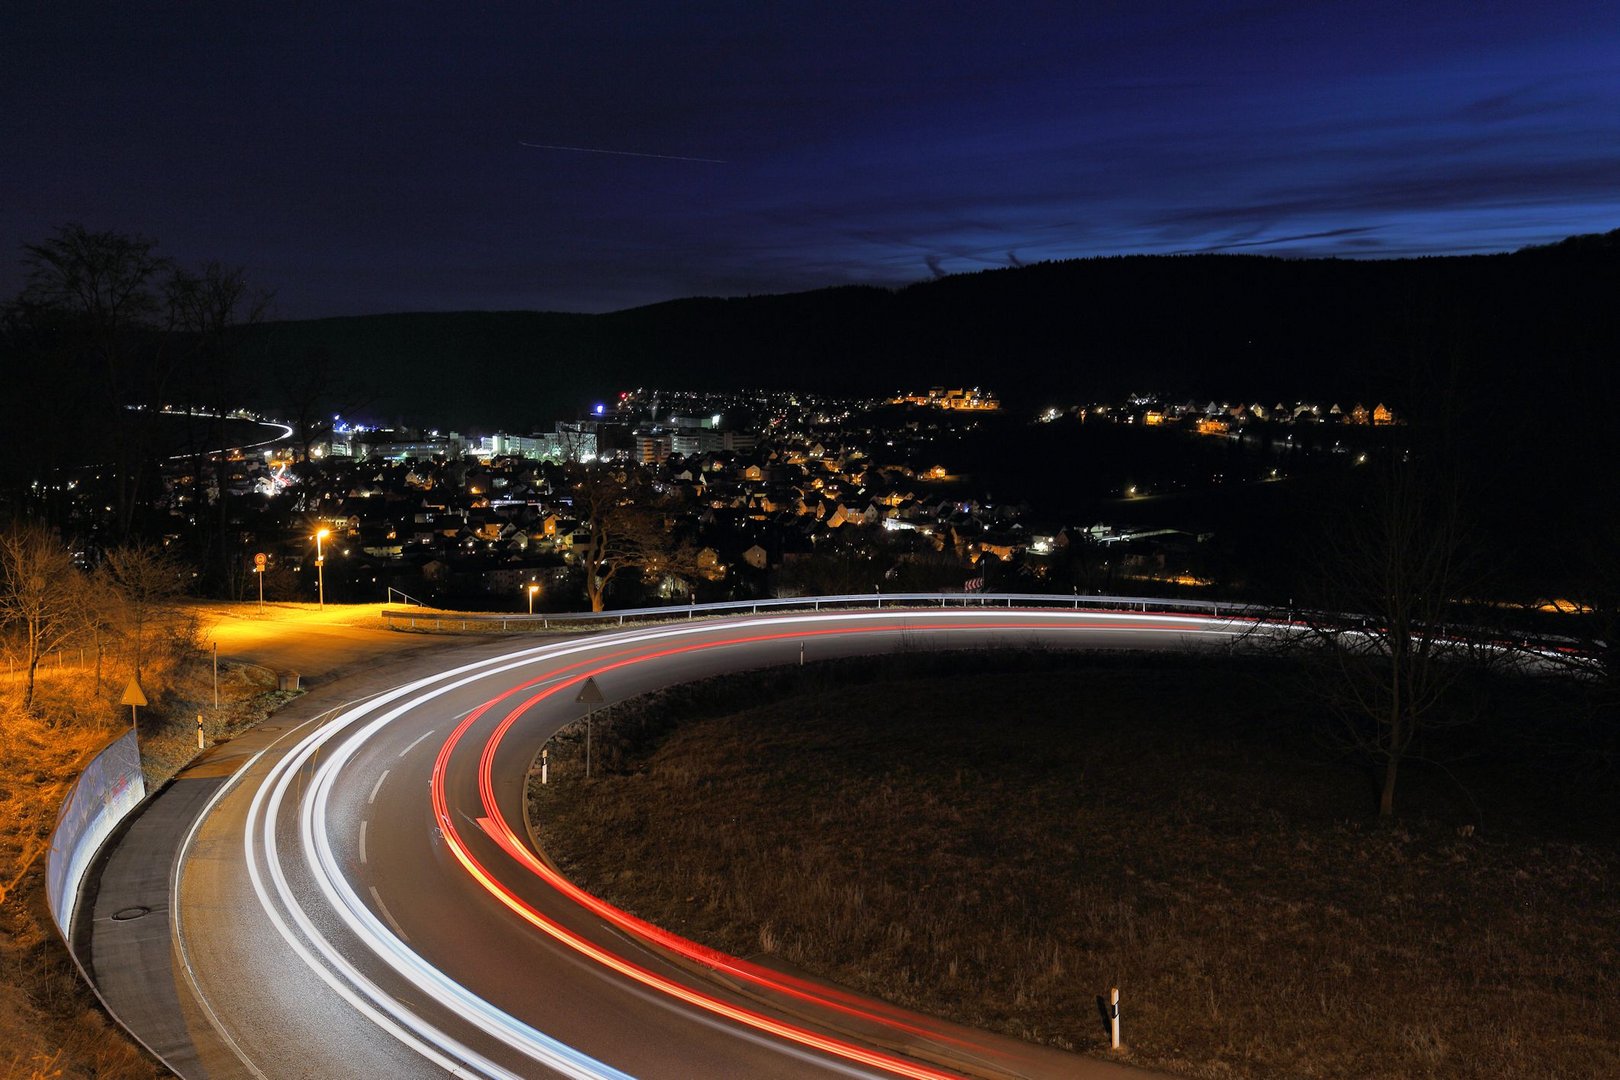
4 2 1617 317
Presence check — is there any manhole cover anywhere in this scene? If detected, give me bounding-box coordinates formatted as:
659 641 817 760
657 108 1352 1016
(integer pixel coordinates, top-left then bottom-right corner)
111 906 150 921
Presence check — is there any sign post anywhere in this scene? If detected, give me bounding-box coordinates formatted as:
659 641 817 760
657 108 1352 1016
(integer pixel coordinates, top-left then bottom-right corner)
254 551 267 607
120 678 148 736
575 676 605 779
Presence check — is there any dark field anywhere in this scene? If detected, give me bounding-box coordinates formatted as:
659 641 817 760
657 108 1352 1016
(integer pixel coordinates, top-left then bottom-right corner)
529 651 1620 1079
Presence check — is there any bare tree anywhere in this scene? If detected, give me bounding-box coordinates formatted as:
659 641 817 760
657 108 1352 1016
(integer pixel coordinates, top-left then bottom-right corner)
18 226 174 537
572 468 699 612
170 261 272 594
282 346 371 463
1285 408 1503 817
101 541 188 679
0 525 87 712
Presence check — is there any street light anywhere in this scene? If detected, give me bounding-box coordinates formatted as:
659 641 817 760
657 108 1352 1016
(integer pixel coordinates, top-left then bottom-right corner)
526 582 539 615
315 527 331 608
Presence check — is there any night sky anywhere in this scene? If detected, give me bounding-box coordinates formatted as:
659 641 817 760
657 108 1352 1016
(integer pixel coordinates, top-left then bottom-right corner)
4 3 1617 318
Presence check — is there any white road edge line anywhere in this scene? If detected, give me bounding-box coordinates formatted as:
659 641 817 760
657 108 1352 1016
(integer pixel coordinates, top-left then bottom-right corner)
171 694 383 1080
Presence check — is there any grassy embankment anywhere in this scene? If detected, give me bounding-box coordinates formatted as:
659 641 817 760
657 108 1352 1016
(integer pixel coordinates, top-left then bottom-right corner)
530 650 1619 1080
0 628 296 1080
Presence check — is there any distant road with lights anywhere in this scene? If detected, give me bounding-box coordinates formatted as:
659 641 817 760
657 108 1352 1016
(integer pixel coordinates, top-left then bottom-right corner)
166 609 1226 1078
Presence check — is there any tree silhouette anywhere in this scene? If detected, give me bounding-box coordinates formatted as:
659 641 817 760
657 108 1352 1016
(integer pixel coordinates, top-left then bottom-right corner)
100 541 188 680
18 225 173 538
571 467 698 612
0 525 87 712
1286 364 1504 818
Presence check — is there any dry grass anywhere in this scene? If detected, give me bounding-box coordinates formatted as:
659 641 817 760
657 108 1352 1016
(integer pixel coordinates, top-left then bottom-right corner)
0 628 295 1080
531 651 1620 1079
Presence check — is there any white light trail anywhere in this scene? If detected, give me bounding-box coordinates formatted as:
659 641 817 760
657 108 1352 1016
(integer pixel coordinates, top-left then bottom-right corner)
219 610 1268 1078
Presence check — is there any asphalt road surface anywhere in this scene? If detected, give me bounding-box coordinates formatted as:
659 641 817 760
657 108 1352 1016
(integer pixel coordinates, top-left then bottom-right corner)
174 608 1233 1078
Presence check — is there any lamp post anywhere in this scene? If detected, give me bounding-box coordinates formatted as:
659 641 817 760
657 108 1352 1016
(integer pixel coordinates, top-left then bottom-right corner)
315 527 331 608
527 582 539 615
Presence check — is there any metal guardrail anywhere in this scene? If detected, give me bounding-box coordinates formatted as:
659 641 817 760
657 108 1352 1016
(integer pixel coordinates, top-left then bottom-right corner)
380 591 1257 632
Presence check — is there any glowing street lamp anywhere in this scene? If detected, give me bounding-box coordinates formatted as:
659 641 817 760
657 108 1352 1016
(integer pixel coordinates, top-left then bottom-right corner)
315 527 331 608
527 582 539 615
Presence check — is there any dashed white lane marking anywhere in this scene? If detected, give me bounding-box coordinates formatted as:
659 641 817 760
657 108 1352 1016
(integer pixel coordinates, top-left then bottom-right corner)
397 728 436 758
367 768 390 804
368 885 409 943
359 820 368 864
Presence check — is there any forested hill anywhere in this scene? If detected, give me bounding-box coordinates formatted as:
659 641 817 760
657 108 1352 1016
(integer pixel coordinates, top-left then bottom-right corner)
241 230 1620 431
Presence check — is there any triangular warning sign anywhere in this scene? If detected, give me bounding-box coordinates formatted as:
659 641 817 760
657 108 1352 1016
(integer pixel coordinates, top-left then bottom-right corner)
574 676 604 704
120 678 148 707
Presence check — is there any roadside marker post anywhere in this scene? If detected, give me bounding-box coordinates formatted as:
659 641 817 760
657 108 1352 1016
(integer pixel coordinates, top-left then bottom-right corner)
197 713 205 750
1109 987 1121 1050
541 748 549 786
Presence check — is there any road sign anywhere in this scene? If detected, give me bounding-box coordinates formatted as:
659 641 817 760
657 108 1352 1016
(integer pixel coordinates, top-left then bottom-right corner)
575 677 604 704
254 552 267 569
119 678 148 707
122 677 148 736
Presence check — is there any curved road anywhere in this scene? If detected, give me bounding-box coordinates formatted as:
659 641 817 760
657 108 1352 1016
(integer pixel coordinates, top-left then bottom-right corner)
173 608 1240 1078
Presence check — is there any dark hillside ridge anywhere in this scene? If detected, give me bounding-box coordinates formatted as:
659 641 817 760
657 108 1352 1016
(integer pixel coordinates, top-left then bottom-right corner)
241 230 1620 432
